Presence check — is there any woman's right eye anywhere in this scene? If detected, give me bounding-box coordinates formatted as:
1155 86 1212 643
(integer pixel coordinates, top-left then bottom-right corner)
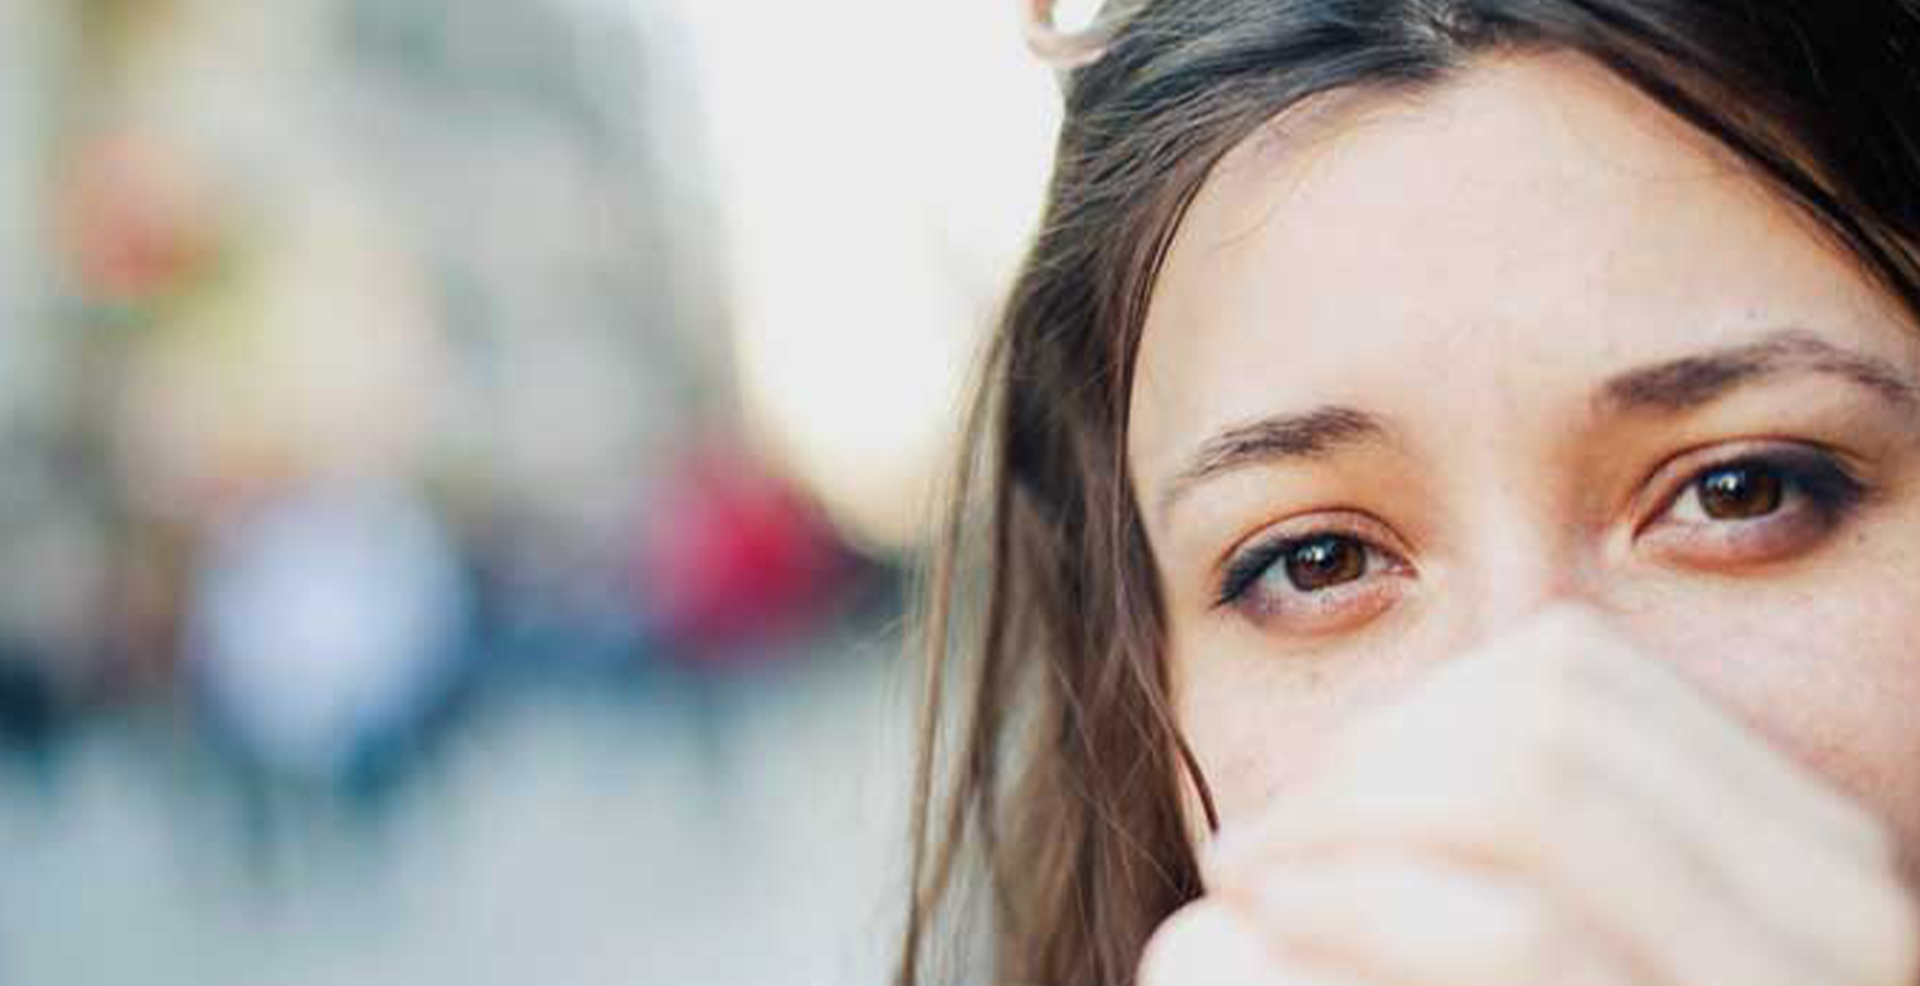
1213 527 1412 633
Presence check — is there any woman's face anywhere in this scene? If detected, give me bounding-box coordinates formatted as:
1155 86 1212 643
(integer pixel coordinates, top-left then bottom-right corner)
1126 53 1920 871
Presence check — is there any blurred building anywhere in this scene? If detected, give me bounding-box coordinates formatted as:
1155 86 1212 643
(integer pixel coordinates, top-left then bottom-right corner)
0 1 1063 983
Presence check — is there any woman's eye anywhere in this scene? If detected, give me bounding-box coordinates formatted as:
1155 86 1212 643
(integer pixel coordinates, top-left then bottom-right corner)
1645 449 1869 566
1214 528 1410 632
1218 533 1373 606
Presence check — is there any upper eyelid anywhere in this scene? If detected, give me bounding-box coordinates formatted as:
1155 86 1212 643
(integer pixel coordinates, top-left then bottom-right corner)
1214 510 1404 578
1215 521 1412 609
1624 438 1847 523
1636 441 1854 524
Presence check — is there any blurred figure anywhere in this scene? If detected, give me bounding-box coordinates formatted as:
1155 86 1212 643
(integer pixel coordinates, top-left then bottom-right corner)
185 482 467 790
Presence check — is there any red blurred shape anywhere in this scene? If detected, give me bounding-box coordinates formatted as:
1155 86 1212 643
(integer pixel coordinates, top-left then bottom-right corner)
637 447 854 665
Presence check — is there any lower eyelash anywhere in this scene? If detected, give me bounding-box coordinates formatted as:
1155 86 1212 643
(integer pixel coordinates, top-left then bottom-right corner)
1233 569 1403 626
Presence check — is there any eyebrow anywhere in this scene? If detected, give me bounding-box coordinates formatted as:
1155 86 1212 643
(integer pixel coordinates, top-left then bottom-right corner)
1158 405 1390 517
1595 328 1918 414
1156 329 1917 521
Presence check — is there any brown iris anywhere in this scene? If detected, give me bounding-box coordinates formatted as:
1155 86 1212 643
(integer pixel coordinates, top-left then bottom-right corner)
1284 535 1367 591
1698 462 1785 520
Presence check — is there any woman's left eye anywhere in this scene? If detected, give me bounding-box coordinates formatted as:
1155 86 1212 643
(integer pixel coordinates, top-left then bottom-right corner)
1642 448 1869 566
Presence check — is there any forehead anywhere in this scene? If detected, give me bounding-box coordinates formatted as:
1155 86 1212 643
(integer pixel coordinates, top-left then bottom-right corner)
1126 51 1907 486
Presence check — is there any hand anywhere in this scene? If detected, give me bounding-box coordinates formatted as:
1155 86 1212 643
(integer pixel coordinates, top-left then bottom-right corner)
1139 608 1920 986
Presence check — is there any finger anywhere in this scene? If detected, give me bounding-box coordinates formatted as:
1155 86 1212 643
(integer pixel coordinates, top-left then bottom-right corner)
1138 900 1368 986
1229 849 1641 986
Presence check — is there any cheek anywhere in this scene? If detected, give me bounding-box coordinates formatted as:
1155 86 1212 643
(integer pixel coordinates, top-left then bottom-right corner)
1169 620 1433 835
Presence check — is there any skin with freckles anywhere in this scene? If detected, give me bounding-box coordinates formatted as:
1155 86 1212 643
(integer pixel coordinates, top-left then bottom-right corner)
1126 51 1920 984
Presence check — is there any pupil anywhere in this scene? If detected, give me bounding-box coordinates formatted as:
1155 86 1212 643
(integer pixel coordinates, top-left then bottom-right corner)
1285 536 1365 591
1699 463 1784 520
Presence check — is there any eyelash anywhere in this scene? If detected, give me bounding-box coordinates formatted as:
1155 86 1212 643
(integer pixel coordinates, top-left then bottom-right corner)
1211 445 1871 621
1635 444 1867 561
1213 528 1399 610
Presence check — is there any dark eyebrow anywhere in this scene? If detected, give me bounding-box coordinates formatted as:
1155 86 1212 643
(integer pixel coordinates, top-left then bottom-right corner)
1158 405 1388 518
1597 329 1919 415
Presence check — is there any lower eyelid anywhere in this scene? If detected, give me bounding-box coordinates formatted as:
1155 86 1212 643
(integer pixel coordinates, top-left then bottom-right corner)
1238 577 1399 627
1640 491 1842 564
1233 547 1411 625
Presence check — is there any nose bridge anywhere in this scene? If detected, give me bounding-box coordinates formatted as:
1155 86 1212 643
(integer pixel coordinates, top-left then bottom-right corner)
1442 460 1601 653
1419 320 1616 654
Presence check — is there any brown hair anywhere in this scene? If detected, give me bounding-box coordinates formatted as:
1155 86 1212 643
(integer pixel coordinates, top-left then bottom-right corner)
900 2 1920 984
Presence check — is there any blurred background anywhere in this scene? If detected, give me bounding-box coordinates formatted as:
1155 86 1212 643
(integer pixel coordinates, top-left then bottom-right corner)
0 1 1092 983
